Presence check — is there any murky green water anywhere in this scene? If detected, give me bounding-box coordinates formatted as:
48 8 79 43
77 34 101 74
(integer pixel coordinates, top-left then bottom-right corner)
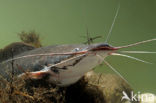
0 0 156 94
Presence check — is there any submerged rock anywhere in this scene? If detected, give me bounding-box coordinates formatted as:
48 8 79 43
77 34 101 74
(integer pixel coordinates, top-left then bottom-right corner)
0 71 135 103
0 42 35 62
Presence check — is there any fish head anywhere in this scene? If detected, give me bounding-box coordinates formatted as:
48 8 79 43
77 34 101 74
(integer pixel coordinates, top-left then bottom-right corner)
88 43 118 59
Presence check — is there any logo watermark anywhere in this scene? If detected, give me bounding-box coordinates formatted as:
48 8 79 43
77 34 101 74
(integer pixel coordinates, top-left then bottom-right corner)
121 91 155 102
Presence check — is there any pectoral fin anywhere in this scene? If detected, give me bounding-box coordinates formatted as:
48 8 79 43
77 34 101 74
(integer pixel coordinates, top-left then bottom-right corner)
19 71 49 79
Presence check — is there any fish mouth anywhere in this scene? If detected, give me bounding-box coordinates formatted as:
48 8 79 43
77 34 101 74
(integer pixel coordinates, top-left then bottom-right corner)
90 43 118 51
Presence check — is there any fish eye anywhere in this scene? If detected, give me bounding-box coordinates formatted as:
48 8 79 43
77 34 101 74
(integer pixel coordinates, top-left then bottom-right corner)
74 48 80 51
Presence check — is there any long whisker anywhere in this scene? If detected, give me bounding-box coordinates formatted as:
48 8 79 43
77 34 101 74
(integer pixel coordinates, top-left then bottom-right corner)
116 38 156 49
19 54 87 77
105 2 120 43
48 54 87 68
111 53 152 64
120 51 156 54
103 60 130 85
2 51 88 64
96 54 104 62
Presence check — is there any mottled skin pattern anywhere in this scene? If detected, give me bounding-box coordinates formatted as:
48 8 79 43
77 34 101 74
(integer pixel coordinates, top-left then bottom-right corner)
0 43 114 86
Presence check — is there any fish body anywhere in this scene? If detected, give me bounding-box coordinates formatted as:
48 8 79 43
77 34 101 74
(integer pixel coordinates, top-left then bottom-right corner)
0 43 112 86
0 38 156 86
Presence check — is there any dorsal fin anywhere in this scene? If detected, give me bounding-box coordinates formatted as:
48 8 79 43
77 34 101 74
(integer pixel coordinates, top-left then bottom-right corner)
0 42 35 62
